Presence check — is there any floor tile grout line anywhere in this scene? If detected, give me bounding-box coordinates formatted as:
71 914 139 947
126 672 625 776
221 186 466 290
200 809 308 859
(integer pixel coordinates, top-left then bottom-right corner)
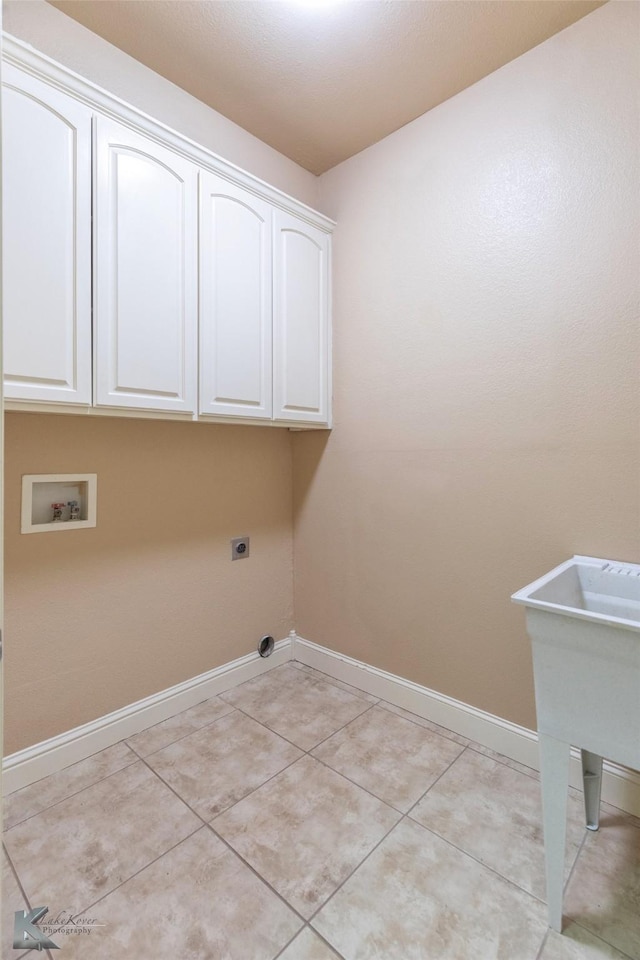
562 826 589 897
6 819 202 952
270 926 304 960
403 810 559 910
299 752 508 930
138 680 549 930
135 738 304 855
224 693 375 756
548 825 628 952
126 701 238 760
403 743 469 819
464 743 541 783
5 678 386 941
220 701 316 753
304 699 378 753
356 688 540 796
591 805 640 831
205 820 311 929
8 670 458 838
534 928 550 960
3 858 49 960
270 923 347 960
3 739 139 802
376 698 543 783
63 823 205 922
6 667 637 957
4 839 34 911
279 659 375 706
6 664 539 832
4 655 368 819
5 697 275 834
303 694 539 835
131 748 215 826
185 716 444 934
205 680 632 957
309 926 348 960
400 744 597 919
3 662 311 817
6 661 635 807
134 692 421 933
3 751 140 832
379 700 640 811
7 858 62 960
206 751 305 821
402 739 588 899
308 750 411 816
291 660 380 706
219 660 377 750
311 730 560 918
304 809 406 926
174 702 408 933
565 918 638 960
376 698 472 747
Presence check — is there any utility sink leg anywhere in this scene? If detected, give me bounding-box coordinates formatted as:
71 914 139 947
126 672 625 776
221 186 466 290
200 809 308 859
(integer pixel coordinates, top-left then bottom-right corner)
539 733 571 932
581 750 603 831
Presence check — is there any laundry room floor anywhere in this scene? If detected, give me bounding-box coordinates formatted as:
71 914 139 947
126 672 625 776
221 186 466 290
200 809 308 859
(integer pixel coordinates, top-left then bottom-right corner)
4 662 640 959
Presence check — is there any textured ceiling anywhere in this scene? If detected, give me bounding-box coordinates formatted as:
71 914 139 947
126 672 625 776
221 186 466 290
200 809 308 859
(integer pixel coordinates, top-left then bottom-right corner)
47 0 605 175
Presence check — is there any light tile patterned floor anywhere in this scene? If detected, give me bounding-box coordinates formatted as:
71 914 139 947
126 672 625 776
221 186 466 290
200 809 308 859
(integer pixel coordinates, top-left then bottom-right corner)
4 663 639 959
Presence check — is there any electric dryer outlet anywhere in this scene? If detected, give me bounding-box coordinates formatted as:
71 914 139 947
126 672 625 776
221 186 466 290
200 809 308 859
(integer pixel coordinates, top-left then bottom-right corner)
231 536 250 560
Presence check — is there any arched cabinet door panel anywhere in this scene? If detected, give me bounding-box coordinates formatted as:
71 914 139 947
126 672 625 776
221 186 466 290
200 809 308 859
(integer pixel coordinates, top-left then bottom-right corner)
93 115 198 414
199 172 272 419
273 211 330 425
2 65 92 405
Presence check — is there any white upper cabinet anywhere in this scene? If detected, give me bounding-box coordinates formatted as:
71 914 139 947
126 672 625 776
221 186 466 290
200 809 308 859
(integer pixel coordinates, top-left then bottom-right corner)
93 116 198 413
2 64 92 404
2 40 333 427
273 211 330 424
199 172 272 419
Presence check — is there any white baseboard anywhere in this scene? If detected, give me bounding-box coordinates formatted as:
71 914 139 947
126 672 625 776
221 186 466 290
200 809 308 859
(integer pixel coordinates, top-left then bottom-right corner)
6 630 638 818
293 635 640 818
3 635 294 795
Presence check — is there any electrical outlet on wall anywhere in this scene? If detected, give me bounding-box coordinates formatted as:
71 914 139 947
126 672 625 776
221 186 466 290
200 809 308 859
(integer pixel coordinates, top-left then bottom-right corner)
231 536 250 560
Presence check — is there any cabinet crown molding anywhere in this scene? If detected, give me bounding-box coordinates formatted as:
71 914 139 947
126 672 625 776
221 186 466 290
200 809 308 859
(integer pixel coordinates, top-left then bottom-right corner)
2 32 335 234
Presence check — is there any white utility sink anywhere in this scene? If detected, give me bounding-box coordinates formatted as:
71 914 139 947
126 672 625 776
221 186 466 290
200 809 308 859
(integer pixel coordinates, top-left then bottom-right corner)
512 556 640 931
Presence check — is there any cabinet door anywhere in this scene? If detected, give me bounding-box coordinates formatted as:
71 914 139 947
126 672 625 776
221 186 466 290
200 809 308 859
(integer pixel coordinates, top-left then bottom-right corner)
2 65 92 405
199 172 272 419
94 116 197 413
273 211 330 425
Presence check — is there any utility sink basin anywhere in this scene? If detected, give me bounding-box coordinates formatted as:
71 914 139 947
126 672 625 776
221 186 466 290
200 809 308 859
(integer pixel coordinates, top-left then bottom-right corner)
512 555 640 931
513 555 640 769
514 555 640 629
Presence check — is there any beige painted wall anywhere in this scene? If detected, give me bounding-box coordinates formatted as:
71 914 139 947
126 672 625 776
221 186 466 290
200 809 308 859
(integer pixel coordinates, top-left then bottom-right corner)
294 0 640 731
4 0 639 754
2 0 319 207
5 414 293 754
2 0 317 754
